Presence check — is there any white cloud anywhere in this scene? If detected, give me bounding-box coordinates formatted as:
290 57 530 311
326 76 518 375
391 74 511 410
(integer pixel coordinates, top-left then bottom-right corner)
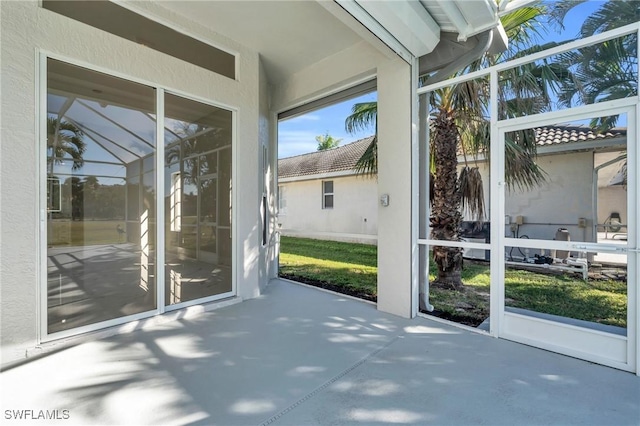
278 141 317 158
293 113 321 121
278 130 318 158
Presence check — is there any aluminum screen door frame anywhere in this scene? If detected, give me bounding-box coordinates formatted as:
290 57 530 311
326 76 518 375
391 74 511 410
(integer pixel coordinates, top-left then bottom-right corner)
417 22 640 374
494 102 638 373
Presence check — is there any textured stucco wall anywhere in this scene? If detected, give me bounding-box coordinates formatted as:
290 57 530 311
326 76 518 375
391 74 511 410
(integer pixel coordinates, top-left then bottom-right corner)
467 151 599 243
258 58 278 292
598 186 627 227
0 0 263 363
375 58 413 318
505 151 595 241
278 174 378 243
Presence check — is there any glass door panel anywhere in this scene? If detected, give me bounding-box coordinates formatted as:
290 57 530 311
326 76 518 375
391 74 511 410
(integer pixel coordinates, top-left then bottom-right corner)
163 94 233 306
46 58 157 334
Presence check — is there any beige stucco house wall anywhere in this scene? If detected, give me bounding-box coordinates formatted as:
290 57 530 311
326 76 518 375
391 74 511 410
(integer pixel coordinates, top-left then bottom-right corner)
278 138 378 245
278 126 627 249
459 127 627 244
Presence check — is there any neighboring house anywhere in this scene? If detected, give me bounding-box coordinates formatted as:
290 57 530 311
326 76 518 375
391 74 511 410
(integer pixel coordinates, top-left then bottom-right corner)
465 125 627 244
278 137 378 245
279 126 627 249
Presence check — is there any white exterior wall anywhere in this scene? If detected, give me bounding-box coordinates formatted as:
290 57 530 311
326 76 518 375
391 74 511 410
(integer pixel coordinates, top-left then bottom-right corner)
376 58 413 318
259 59 278 288
505 151 595 242
0 1 264 363
466 151 600 243
279 174 378 245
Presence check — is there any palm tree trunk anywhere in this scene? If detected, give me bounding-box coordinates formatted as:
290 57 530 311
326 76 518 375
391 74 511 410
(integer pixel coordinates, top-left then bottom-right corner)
430 108 464 290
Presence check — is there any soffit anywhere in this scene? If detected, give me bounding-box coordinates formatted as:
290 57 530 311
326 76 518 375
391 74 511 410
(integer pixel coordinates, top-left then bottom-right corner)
336 0 501 61
420 0 501 41
158 1 503 86
157 1 364 84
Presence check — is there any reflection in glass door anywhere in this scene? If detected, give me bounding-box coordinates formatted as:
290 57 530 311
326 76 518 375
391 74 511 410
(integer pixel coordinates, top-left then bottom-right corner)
164 94 233 307
44 57 237 338
199 175 218 261
497 107 636 372
46 59 157 334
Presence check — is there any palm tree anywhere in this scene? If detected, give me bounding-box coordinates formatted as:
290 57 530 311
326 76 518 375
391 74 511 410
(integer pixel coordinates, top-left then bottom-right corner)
552 0 638 129
165 122 225 185
315 133 342 151
345 102 378 175
47 117 85 170
430 108 464 287
345 4 566 289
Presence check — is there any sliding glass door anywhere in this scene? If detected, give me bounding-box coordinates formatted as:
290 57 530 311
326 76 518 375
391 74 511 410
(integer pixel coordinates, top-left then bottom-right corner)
44 57 234 337
164 94 233 307
46 59 157 333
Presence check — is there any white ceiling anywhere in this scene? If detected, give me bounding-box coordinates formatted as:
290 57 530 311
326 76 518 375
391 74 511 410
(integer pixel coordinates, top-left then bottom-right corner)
157 0 503 86
158 1 365 84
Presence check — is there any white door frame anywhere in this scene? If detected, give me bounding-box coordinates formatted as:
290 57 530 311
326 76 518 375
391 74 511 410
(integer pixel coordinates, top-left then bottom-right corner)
39 53 238 341
493 100 638 373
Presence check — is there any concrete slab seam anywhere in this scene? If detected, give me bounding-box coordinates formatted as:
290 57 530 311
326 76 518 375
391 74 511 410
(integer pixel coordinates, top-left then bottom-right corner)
276 277 377 306
259 335 402 426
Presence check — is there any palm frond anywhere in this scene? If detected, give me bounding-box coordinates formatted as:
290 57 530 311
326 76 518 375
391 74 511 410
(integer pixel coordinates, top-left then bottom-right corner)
47 117 86 170
579 1 640 38
548 0 587 32
354 136 377 176
458 166 486 223
345 102 377 134
504 130 547 191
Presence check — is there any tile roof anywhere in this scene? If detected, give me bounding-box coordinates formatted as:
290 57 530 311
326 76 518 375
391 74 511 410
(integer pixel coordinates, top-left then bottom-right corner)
534 125 626 146
278 126 626 178
278 136 373 179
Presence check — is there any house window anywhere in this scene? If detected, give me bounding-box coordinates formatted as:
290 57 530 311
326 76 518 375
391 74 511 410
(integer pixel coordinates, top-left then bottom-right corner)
47 177 61 212
278 185 286 214
322 181 334 209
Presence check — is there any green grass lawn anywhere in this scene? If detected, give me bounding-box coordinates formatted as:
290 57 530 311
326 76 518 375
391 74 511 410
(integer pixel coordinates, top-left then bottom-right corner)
278 236 377 300
49 219 127 246
504 268 627 327
279 236 627 328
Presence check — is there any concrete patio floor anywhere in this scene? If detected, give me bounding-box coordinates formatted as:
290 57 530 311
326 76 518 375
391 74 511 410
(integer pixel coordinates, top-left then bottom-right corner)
1 279 639 425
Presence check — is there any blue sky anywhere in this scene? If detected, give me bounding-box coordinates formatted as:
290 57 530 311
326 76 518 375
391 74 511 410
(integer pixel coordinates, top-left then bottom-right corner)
277 1 607 159
278 91 377 158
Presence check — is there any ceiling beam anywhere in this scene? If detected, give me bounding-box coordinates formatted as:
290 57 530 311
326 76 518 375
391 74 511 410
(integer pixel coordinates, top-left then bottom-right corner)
353 0 441 57
334 0 415 62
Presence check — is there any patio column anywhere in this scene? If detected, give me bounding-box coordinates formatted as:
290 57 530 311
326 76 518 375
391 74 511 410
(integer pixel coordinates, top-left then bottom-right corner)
376 57 413 318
